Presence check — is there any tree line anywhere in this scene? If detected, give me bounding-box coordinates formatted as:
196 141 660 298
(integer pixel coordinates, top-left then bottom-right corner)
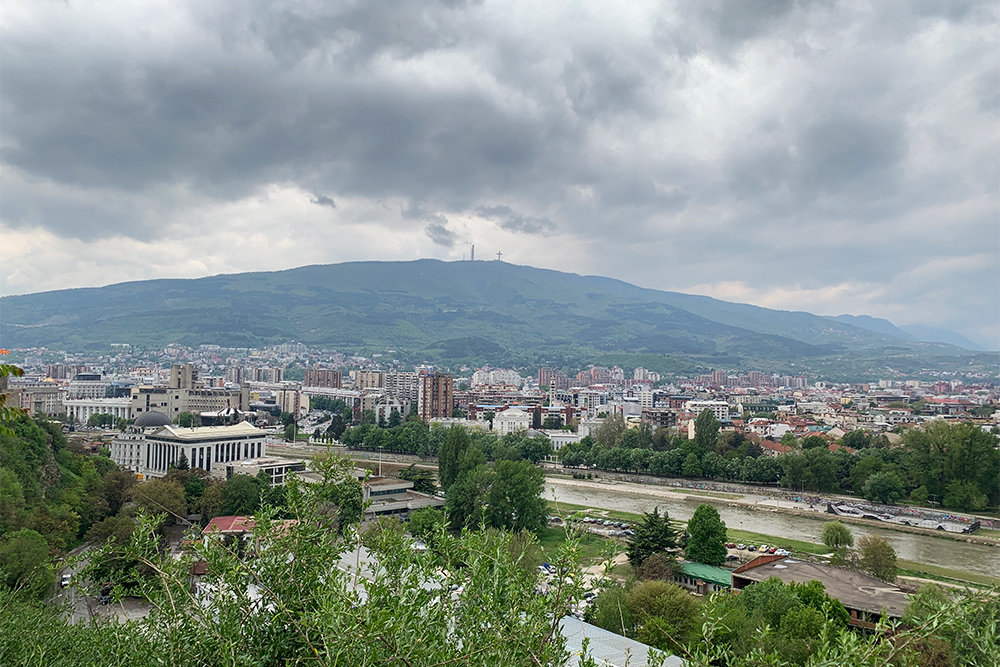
559 412 1000 512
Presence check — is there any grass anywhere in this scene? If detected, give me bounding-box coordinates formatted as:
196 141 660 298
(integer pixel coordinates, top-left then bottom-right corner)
975 528 1000 539
667 488 743 500
896 560 1000 588
724 528 833 556
535 525 617 566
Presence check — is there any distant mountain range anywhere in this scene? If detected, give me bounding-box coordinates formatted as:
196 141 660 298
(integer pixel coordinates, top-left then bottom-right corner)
827 315 986 351
0 260 994 380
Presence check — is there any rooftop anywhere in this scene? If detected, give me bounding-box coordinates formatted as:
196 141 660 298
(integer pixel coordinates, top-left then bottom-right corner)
733 556 909 618
149 421 264 441
679 561 732 588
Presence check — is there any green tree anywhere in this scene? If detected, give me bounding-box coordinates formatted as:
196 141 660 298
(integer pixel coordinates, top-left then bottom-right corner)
519 434 553 463
681 452 702 477
175 411 199 428
863 470 905 504
486 460 546 531
445 464 493 529
0 529 53 599
221 474 261 516
821 521 854 549
685 503 727 566
694 409 720 455
132 478 188 524
397 464 436 494
626 580 701 649
943 479 988 512
626 508 677 567
408 507 445 542
387 409 402 428
437 425 470 491
857 534 897 583
593 413 626 447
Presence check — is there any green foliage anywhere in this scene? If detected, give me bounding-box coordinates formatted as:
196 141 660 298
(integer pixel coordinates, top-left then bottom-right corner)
685 504 727 566
437 425 470 491
626 580 701 649
857 534 897 583
397 464 436 494
133 478 188 523
408 507 445 542
86 413 116 428
486 460 546 531
862 470 905 504
821 521 854 549
175 411 199 428
0 529 53 599
694 409 720 456
626 508 677 568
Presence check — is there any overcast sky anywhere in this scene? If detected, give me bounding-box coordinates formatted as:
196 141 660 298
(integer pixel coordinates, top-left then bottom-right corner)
2 0 997 348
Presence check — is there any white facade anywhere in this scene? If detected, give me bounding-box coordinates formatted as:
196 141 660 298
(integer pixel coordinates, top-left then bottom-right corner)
686 400 730 421
64 397 132 423
494 407 532 435
110 422 267 479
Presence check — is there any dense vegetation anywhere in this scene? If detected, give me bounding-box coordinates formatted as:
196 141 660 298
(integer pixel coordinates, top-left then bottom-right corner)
559 413 1000 513
1 260 992 379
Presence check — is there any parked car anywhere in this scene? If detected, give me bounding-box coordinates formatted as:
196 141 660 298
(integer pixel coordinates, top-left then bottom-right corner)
775 549 791 556
60 574 71 588
726 542 736 548
747 545 757 552
726 554 740 562
736 543 746 550
768 547 777 554
759 545 769 552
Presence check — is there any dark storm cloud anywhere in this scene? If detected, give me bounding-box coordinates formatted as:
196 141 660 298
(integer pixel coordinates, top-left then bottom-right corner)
0 0 997 345
311 195 337 208
476 205 555 235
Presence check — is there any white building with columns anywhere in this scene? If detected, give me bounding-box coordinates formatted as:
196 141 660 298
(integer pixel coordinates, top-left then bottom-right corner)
110 410 267 479
64 397 132 424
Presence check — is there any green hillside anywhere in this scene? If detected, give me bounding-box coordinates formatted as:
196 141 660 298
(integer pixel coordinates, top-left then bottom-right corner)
0 260 991 380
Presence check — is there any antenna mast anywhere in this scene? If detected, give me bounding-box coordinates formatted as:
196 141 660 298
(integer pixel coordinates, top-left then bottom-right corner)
496 250 502 261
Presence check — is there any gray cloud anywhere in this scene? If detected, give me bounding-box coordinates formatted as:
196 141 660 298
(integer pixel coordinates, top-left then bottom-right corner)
0 0 997 347
477 205 556 235
310 194 337 208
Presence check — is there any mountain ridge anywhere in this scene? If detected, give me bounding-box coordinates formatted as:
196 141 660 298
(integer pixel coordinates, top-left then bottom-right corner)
1 259 993 380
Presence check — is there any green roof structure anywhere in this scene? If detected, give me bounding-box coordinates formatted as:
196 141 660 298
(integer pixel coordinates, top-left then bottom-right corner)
679 562 732 589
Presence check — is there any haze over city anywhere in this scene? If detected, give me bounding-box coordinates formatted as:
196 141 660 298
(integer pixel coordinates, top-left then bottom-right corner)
2 0 998 349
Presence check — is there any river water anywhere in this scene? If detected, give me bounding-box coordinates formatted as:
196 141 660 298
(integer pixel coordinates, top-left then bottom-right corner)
548 480 1000 578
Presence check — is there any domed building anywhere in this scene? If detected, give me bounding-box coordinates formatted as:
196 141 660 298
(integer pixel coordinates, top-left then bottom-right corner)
133 410 172 428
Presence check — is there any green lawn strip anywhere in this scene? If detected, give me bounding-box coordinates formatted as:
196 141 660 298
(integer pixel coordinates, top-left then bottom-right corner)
975 528 1000 538
536 525 616 566
724 528 833 555
896 560 1000 588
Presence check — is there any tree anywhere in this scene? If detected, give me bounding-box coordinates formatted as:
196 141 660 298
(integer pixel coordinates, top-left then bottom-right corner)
593 413 626 447
408 507 445 542
398 464 436 494
519 434 553 463
0 529 53 599
387 409 402 428
486 460 546 531
437 425 470 491
626 508 677 567
821 521 854 549
175 411 199 428
222 474 262 516
681 452 702 477
541 415 563 429
694 409 720 455
626 580 701 649
943 479 988 512
863 471 905 504
685 503 727 566
857 534 897 583
87 413 115 428
483 410 495 430
445 464 493 529
132 478 188 524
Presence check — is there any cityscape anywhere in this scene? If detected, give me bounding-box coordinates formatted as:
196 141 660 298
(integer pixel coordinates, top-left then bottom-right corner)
1 0 998 665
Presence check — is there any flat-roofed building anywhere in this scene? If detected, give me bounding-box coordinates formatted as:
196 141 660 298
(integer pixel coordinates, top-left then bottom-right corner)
304 368 342 388
731 554 909 627
213 457 307 486
417 371 453 420
112 419 267 479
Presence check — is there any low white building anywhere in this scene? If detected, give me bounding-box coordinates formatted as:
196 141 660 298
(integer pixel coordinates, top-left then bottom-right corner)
64 397 132 423
686 400 730 421
494 407 532 435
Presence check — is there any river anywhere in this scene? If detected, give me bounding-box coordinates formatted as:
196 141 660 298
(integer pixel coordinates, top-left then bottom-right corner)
547 479 1000 578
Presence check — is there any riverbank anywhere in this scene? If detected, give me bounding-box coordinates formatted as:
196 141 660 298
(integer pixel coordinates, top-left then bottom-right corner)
546 475 1000 547
545 499 1000 588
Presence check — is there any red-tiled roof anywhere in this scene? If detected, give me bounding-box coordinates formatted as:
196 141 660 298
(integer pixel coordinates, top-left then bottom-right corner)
203 515 256 534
